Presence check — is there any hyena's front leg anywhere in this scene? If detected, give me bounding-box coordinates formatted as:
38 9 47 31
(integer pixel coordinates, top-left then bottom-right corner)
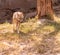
13 18 17 33
16 21 20 33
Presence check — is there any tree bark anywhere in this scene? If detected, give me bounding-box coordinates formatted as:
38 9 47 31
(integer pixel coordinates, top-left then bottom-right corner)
37 0 54 20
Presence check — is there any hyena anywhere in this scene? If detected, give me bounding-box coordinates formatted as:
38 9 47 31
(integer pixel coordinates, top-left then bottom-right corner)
12 11 24 33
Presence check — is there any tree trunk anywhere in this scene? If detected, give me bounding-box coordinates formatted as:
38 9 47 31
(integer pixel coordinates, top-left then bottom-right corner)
37 0 54 20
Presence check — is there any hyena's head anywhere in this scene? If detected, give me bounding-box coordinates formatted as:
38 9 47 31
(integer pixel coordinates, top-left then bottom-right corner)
13 11 24 22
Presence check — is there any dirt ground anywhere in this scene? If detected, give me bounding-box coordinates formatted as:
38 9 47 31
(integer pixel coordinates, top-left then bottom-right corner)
0 18 60 55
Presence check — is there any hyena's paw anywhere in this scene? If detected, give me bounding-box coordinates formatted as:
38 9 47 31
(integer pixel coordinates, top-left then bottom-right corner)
13 30 17 33
17 30 20 34
13 30 20 34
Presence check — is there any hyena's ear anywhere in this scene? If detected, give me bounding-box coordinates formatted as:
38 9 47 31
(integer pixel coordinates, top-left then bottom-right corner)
21 13 24 18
